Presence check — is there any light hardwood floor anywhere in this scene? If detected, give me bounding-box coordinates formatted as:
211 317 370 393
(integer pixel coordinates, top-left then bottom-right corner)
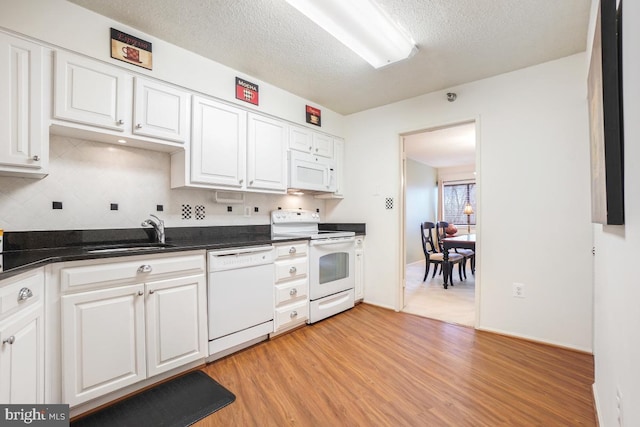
197 303 596 426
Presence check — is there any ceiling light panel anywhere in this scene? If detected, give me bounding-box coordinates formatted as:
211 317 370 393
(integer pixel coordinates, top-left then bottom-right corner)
285 0 416 68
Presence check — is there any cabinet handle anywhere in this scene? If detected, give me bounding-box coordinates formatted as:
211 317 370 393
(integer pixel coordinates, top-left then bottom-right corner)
138 290 144 296
137 265 152 273
249 180 254 185
289 288 298 296
2 336 15 345
239 179 244 184
17 287 33 301
308 146 313 151
117 119 124 125
32 155 40 161
149 289 155 294
288 246 297 254
135 123 142 129
289 266 297 274
290 311 298 318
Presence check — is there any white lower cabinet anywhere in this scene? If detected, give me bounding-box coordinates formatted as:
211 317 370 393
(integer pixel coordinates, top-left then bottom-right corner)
0 268 45 404
60 252 207 407
62 284 145 406
272 242 309 335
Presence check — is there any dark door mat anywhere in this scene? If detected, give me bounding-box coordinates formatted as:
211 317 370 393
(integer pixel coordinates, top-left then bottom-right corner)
72 371 235 427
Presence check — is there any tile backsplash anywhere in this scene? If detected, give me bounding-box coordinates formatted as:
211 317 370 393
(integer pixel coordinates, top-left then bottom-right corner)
0 135 325 231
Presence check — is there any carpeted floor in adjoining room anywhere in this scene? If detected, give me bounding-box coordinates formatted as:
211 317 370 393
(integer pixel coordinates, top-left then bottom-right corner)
403 259 475 327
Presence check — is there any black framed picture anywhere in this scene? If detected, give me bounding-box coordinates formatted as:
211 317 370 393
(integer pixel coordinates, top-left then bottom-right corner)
588 0 624 225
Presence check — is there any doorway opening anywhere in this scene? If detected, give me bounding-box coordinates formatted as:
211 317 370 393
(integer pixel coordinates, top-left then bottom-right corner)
400 120 478 327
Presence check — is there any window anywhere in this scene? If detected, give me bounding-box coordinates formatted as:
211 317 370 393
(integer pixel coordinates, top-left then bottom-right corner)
443 182 476 225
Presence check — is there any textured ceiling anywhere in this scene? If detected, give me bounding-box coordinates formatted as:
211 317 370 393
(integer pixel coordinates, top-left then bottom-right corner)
67 0 591 115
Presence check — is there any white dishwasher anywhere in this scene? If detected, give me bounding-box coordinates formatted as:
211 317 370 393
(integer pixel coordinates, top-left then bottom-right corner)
207 245 274 361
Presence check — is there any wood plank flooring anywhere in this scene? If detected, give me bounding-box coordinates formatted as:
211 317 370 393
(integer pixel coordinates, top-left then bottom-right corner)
197 304 596 426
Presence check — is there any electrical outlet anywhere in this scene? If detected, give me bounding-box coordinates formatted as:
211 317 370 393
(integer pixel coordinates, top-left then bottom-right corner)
616 387 623 426
512 283 525 298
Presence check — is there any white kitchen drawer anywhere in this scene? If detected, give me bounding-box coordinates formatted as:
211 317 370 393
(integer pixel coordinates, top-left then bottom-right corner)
274 257 307 283
274 278 308 307
274 242 308 259
0 269 44 322
274 300 308 331
60 252 205 292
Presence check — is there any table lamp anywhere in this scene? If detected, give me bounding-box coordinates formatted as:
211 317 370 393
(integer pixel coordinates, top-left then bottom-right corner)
463 202 474 234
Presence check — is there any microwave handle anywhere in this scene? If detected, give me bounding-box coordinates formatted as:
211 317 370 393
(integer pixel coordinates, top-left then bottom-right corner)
325 165 335 190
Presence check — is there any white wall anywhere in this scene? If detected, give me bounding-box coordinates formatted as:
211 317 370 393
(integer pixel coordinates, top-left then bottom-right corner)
328 54 594 351
0 0 345 136
591 0 640 425
405 159 437 264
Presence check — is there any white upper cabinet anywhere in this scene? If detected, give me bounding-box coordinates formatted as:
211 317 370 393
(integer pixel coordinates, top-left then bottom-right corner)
133 77 190 143
189 95 247 188
289 125 333 158
173 98 288 193
54 50 130 131
0 32 48 177
312 132 334 158
247 113 288 192
53 51 187 151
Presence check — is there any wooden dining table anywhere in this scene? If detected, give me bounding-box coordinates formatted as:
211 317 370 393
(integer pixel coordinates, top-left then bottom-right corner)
442 234 476 289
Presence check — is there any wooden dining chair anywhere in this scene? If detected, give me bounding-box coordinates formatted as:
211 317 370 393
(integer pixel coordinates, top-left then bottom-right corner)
420 222 464 284
436 221 475 277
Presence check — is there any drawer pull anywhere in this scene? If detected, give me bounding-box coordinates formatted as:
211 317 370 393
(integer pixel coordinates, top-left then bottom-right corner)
289 266 297 274
290 311 298 318
289 288 298 296
135 123 143 129
117 119 124 125
138 290 144 296
18 287 33 301
289 247 297 254
138 265 152 273
2 336 15 345
149 289 155 295
33 155 40 161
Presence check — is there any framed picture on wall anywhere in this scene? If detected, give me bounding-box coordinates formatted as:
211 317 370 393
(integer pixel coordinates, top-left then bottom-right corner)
588 0 624 225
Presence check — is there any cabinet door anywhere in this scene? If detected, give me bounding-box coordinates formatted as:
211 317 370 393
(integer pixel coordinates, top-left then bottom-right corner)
191 96 246 187
54 50 130 131
247 113 287 192
0 305 44 404
133 77 190 142
0 33 46 174
145 274 207 377
312 132 334 158
289 125 312 154
62 284 145 407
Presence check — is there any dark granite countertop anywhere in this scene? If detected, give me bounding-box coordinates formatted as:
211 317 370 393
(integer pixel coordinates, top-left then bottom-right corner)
0 224 365 280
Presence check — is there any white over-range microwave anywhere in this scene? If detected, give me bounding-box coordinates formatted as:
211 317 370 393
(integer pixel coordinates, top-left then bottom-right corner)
288 150 336 193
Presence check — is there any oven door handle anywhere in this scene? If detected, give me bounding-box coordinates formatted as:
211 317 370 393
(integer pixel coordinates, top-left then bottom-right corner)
310 237 355 246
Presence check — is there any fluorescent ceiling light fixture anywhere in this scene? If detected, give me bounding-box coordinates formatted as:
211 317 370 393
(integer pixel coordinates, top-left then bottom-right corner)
285 0 416 68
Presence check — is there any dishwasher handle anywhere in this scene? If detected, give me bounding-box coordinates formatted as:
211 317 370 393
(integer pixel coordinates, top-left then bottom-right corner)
208 245 273 257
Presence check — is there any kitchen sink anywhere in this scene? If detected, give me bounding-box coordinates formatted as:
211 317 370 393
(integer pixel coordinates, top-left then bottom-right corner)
85 243 175 254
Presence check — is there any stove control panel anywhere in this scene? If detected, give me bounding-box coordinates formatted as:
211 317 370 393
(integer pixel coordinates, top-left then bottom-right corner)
271 209 320 224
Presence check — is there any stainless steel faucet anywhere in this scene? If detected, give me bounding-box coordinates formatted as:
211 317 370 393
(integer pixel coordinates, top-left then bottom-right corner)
141 214 165 244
